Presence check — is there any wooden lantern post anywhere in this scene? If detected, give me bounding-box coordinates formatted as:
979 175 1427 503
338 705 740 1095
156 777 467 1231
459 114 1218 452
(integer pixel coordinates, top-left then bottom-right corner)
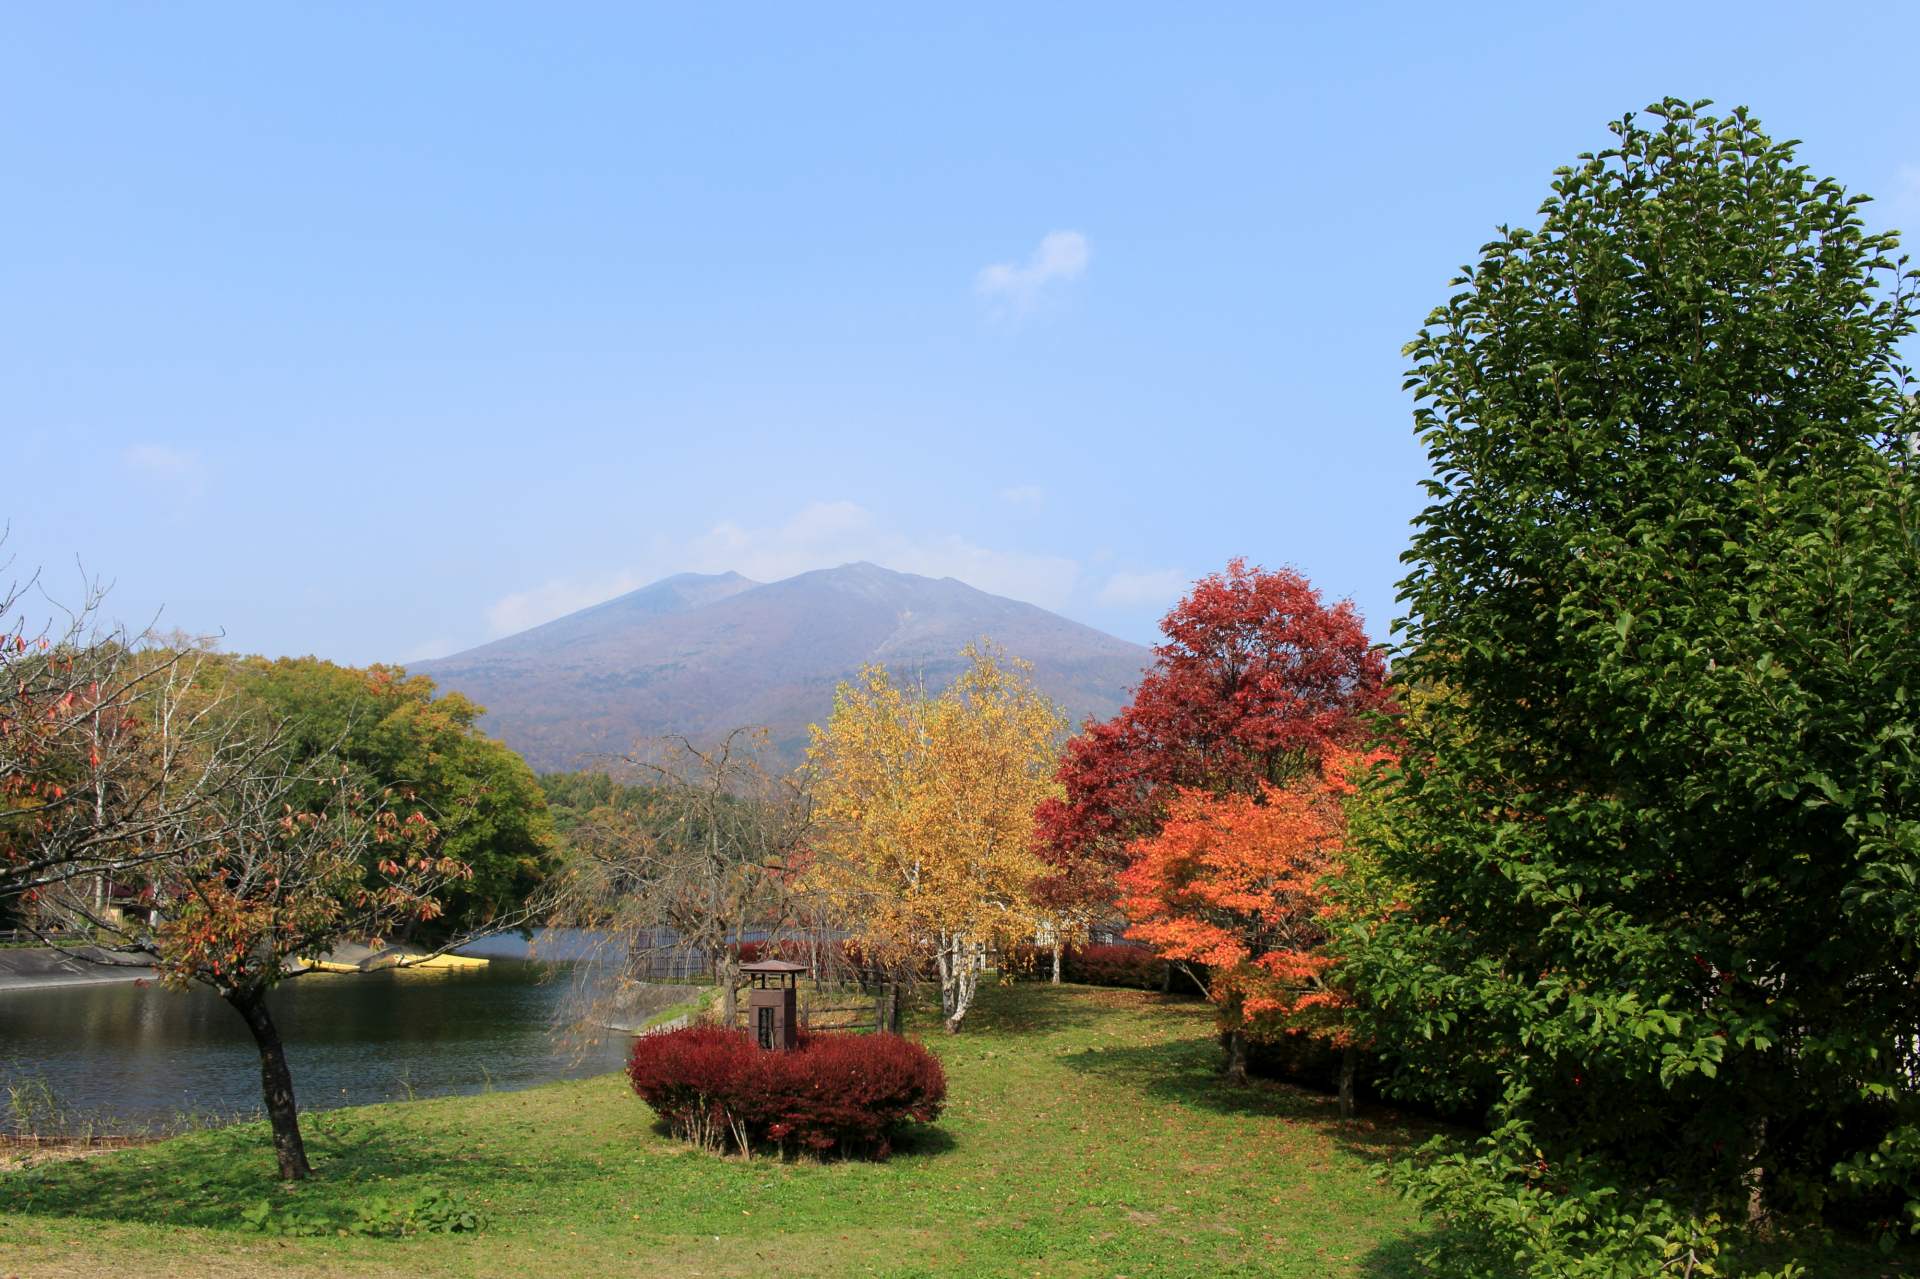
740 958 806 1050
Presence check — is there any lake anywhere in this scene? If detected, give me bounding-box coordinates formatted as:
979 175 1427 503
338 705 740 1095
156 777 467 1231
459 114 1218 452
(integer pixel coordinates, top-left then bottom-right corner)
0 957 632 1133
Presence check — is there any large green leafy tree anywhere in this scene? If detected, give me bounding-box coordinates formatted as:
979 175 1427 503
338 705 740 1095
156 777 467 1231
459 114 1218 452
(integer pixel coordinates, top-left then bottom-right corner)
236 658 556 935
1343 100 1920 1269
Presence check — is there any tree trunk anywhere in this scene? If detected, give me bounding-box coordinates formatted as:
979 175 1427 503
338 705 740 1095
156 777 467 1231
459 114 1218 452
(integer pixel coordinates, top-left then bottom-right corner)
225 989 311 1180
934 936 958 1018
944 936 976 1033
1161 960 1173 994
1338 1045 1357 1120
1224 1027 1249 1086
718 951 740 1027
1050 940 1063 984
1746 1116 1769 1232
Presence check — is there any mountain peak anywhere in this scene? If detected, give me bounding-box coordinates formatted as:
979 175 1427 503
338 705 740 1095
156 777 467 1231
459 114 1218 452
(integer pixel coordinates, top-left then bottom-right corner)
826 561 1012 592
413 565 1148 769
786 561 945 596
816 561 921 581
662 570 751 585
547 570 761 628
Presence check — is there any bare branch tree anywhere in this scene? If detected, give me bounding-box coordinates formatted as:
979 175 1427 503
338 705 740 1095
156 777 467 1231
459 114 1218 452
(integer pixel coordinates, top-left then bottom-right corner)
543 728 818 1040
1 547 284 901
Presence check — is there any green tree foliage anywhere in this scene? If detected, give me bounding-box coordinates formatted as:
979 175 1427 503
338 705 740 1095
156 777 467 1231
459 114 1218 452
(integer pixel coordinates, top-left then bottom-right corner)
536 769 666 838
1342 99 1920 1270
234 658 556 934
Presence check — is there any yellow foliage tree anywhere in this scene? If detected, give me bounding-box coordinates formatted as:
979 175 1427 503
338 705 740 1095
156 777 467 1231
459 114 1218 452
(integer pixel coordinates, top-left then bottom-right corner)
806 643 1064 1033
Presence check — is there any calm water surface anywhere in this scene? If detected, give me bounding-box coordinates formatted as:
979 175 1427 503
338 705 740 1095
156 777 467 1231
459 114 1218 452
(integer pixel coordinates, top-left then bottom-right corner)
0 957 629 1130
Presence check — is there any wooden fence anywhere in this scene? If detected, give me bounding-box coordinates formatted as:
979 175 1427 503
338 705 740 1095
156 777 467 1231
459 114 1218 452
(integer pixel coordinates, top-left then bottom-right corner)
0 1133 161 1150
721 985 895 1034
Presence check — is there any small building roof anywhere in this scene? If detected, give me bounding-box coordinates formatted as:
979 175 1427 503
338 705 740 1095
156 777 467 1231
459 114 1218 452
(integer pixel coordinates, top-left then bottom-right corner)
739 958 809 973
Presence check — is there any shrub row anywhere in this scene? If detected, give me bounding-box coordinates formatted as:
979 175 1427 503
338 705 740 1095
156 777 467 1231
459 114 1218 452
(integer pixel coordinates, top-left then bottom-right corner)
1068 943 1170 989
1009 942 1172 990
626 1025 945 1159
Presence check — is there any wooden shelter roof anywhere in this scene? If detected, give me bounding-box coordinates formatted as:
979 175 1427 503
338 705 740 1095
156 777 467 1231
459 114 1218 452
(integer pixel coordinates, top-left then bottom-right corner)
739 958 808 973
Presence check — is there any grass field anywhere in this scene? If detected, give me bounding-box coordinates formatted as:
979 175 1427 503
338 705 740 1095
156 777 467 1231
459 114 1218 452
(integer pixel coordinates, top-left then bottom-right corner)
0 982 1902 1278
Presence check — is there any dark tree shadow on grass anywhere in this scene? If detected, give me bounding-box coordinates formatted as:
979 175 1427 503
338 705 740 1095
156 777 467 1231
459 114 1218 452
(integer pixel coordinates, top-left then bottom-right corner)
1356 1231 1452 1278
0 1109 606 1232
1061 1039 1452 1164
888 1123 957 1159
627 1113 958 1162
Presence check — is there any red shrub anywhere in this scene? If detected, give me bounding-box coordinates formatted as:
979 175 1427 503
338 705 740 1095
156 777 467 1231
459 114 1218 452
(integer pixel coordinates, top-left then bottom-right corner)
1067 943 1168 989
623 1025 754 1151
1007 943 1170 989
627 1027 946 1158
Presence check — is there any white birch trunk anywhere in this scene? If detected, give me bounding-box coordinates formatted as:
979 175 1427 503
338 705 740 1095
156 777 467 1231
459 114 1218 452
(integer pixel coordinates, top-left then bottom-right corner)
943 934 979 1033
934 936 957 1018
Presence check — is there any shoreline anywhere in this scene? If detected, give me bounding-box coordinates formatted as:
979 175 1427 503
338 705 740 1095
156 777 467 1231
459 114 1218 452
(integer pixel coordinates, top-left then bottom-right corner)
0 947 152 994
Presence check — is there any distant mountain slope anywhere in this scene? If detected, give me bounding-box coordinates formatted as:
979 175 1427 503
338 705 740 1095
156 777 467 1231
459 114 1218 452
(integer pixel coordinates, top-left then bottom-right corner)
412 563 1150 770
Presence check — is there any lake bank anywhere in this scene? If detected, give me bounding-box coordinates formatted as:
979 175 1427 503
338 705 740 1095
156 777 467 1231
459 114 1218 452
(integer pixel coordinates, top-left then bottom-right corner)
0 938 512 993
0 959 629 1133
0 946 150 993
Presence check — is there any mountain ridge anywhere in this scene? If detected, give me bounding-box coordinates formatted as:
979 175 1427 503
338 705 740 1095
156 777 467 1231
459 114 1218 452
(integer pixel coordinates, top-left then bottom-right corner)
412 563 1149 770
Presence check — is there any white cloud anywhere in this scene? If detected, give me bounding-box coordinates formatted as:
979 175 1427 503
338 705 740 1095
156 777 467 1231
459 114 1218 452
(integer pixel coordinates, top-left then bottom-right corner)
121 444 207 498
999 484 1045 508
1097 568 1190 608
485 570 650 635
975 230 1090 313
482 500 1086 637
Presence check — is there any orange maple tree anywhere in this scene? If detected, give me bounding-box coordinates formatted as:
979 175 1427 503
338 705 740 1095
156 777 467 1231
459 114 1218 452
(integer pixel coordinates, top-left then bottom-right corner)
1117 748 1386 1091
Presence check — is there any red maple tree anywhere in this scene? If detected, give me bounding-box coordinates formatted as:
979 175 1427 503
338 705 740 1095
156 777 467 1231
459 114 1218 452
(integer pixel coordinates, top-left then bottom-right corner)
1032 559 1387 952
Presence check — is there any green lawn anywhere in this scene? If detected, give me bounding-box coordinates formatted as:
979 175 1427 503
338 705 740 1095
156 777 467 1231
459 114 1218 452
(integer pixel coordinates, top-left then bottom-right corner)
0 983 1898 1278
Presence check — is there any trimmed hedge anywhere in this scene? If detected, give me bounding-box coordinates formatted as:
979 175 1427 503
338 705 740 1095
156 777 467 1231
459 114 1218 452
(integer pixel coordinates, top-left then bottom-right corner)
627 1026 945 1158
1068 943 1168 989
1010 943 1172 990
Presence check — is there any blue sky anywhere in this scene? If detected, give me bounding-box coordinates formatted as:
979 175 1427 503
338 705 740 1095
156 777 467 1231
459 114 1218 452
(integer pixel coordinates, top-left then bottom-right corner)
5 4 1916 665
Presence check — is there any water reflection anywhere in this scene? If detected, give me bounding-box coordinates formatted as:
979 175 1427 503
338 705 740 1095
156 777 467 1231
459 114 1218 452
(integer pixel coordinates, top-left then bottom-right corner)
0 958 627 1130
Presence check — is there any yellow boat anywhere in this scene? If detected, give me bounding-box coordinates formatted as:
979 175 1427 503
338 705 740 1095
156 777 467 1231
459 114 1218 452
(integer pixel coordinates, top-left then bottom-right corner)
296 957 363 974
374 950 489 972
296 945 490 974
